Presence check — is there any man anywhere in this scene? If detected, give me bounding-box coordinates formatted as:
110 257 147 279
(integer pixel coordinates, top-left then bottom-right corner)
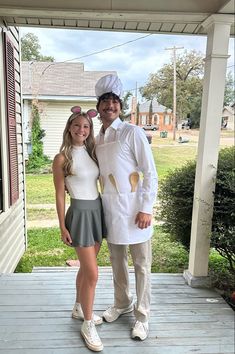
95 74 158 341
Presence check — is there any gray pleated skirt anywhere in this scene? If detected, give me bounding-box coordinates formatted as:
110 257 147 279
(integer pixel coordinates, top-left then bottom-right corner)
65 197 107 247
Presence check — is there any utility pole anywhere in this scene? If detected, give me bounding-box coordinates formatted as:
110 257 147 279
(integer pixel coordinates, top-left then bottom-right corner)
165 46 184 140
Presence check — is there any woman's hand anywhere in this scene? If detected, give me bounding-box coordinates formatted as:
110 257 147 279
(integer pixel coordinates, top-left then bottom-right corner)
60 228 73 246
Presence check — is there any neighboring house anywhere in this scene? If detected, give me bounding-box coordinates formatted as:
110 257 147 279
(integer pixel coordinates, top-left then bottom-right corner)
0 27 26 273
130 98 173 131
222 105 235 130
22 62 116 160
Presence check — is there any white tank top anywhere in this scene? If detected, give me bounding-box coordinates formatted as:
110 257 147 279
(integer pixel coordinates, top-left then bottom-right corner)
65 145 99 200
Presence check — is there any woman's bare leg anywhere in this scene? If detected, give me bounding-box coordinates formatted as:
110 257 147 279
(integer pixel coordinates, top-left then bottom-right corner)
75 244 100 320
75 242 101 304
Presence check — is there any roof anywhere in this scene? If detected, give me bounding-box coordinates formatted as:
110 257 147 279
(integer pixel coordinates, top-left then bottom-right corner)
22 61 116 97
222 105 235 115
139 99 169 113
0 1 234 36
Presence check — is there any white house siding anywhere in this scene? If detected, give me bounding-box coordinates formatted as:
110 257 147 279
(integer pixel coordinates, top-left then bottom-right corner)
27 100 101 160
0 26 26 273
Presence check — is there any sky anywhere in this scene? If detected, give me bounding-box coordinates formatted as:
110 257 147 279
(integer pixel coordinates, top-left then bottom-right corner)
20 27 234 100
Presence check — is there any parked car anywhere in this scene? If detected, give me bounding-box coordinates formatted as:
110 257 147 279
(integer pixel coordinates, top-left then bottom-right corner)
142 124 159 131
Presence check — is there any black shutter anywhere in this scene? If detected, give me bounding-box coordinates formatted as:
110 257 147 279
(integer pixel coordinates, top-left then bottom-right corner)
4 32 19 205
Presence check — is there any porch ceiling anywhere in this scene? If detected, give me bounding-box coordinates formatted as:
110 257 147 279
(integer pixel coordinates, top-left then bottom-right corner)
0 0 234 36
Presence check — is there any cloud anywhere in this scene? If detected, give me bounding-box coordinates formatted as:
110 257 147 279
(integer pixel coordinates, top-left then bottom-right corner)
20 27 234 94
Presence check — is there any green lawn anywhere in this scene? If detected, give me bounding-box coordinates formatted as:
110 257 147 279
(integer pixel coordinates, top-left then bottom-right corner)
26 174 55 204
26 145 197 204
15 226 189 273
152 145 197 179
15 224 230 295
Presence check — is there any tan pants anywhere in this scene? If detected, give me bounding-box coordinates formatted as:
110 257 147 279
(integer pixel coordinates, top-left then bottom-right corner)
108 239 152 322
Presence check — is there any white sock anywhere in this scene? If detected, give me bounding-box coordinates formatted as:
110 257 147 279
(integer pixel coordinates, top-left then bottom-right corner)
83 319 92 327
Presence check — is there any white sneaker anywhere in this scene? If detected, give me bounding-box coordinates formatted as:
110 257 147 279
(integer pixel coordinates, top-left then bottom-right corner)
131 320 149 341
103 302 134 323
72 303 103 325
81 320 103 352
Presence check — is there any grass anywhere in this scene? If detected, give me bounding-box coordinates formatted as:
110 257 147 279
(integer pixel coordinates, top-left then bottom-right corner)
26 174 55 204
152 146 197 179
26 174 70 205
15 224 230 291
26 145 198 204
23 138 234 307
15 226 234 309
15 226 188 273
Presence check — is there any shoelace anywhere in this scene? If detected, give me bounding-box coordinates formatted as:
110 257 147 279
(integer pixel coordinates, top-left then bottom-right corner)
107 306 116 314
87 322 100 342
135 321 143 329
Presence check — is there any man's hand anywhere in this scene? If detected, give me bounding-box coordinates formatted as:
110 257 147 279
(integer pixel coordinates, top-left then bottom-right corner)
135 212 152 229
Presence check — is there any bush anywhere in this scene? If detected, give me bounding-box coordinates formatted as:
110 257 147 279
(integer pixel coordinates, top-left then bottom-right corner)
26 103 50 173
159 160 196 248
211 147 235 272
159 146 235 272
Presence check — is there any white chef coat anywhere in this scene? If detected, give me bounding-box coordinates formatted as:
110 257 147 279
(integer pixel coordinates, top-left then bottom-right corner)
96 118 158 245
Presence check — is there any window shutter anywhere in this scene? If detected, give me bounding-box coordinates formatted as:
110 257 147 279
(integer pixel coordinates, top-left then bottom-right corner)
4 33 19 205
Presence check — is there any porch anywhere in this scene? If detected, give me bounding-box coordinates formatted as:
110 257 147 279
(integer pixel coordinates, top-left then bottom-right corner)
0 267 234 354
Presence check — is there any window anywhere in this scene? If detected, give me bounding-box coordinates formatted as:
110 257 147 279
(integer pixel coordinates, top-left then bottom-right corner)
164 114 170 125
141 115 147 125
154 114 159 125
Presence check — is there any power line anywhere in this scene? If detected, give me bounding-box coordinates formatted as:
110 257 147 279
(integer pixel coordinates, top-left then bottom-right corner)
41 34 153 75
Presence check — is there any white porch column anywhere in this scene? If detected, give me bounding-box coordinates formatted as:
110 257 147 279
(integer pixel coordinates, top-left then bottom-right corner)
184 15 233 287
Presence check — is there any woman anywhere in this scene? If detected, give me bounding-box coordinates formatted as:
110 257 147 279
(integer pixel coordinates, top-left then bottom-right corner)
53 106 106 352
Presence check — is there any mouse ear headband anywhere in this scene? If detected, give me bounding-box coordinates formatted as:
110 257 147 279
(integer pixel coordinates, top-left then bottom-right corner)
71 106 98 118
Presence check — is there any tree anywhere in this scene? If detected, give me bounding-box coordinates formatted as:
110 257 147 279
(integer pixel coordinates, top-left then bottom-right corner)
120 91 133 120
224 71 235 106
26 103 50 172
140 50 204 127
21 33 54 62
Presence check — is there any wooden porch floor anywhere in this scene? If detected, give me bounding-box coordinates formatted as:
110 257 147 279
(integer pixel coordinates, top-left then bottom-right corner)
0 267 234 354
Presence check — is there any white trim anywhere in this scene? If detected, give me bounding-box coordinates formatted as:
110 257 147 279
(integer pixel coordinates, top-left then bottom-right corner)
201 14 234 30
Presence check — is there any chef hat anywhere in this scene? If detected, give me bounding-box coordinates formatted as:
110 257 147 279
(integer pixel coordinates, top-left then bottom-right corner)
95 74 123 98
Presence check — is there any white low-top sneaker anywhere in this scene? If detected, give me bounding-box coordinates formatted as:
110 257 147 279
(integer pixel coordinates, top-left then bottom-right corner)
103 302 134 323
131 320 149 341
81 320 103 352
72 303 103 325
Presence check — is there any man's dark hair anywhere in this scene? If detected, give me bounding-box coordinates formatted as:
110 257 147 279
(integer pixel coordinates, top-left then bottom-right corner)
96 92 123 110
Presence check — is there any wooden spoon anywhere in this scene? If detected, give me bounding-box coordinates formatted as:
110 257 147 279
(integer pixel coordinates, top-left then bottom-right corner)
99 176 104 194
129 172 139 192
109 174 119 194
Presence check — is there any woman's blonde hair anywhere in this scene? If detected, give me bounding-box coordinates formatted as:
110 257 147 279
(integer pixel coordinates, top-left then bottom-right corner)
60 112 97 176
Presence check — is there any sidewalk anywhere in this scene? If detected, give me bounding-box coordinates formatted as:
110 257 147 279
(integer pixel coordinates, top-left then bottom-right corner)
27 202 161 228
